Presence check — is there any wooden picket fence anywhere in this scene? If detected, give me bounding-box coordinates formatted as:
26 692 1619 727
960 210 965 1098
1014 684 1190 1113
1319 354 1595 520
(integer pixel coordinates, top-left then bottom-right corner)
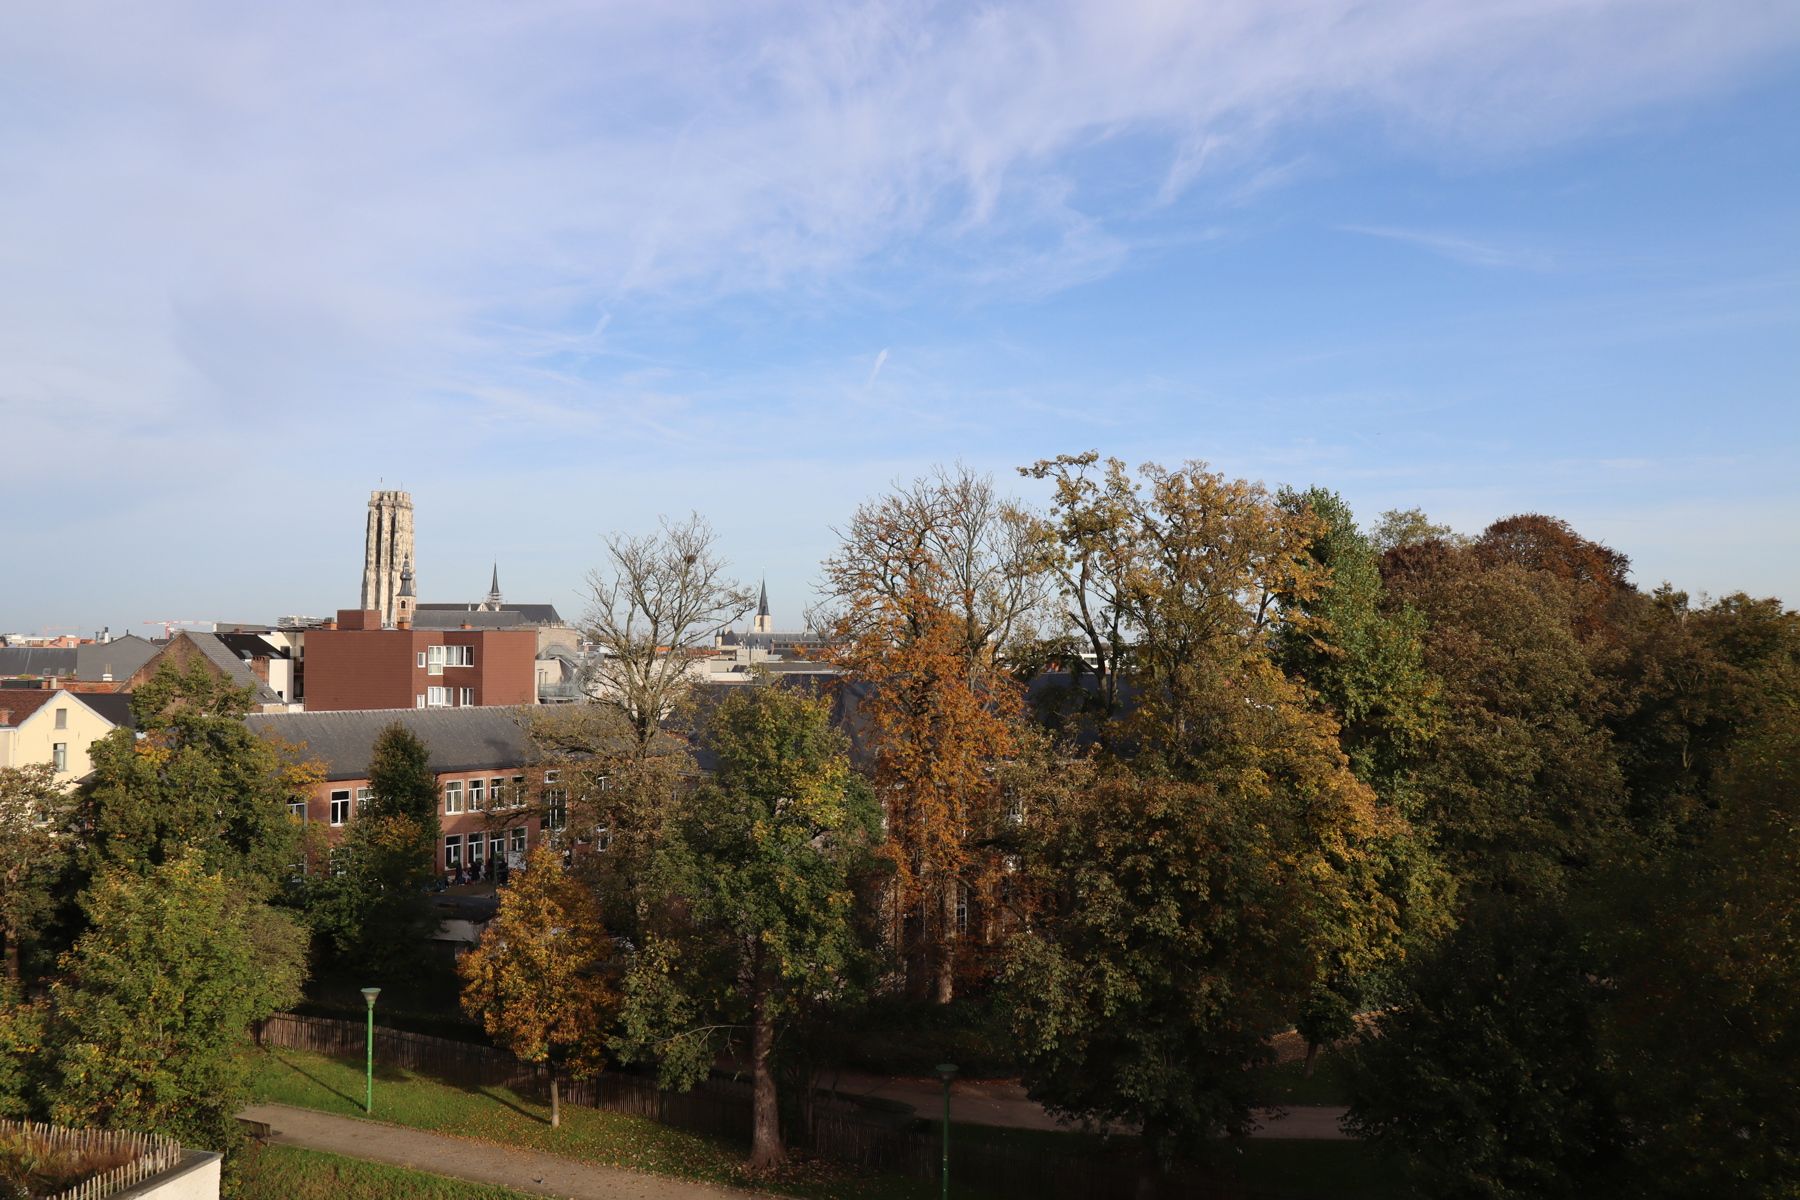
255 1013 1303 1200
0 1119 182 1200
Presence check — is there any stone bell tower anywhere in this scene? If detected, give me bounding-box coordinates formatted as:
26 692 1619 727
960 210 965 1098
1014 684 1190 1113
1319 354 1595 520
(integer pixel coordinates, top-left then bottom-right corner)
360 489 414 627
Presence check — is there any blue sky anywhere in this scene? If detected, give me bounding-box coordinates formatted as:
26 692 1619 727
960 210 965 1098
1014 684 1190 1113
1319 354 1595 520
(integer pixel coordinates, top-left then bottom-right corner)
3 1 1797 634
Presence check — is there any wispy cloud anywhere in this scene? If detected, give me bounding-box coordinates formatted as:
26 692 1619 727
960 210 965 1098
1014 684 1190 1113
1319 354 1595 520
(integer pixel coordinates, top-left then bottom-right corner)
1339 225 1558 270
865 348 890 388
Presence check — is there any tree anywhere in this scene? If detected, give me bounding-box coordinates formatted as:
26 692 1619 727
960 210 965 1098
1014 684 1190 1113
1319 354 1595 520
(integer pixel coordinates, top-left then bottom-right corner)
1003 698 1399 1178
366 722 440 842
821 466 1036 1002
1347 902 1621 1200
519 702 692 942
582 513 756 755
45 852 307 1151
1370 507 1458 553
305 813 439 981
0 764 77 982
79 658 314 897
617 686 878 1169
459 844 616 1128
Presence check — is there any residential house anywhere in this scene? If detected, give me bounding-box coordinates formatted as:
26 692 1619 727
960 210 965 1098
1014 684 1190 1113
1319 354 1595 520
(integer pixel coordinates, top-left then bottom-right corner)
0 690 134 782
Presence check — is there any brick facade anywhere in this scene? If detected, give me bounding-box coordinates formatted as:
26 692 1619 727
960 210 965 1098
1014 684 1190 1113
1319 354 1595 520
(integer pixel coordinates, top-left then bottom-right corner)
302 610 536 712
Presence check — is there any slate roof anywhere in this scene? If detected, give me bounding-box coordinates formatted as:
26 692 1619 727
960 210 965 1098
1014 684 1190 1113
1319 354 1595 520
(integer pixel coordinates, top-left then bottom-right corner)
245 706 539 781
74 636 158 682
415 603 565 625
182 632 286 707
75 692 137 730
0 647 76 678
215 632 290 661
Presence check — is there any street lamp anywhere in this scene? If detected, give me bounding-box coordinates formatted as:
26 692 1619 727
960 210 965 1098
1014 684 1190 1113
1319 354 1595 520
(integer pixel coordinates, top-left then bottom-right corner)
935 1062 958 1200
360 987 381 1114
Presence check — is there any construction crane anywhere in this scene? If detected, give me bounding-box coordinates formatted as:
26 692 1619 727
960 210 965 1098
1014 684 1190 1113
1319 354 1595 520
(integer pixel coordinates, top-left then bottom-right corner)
142 619 215 639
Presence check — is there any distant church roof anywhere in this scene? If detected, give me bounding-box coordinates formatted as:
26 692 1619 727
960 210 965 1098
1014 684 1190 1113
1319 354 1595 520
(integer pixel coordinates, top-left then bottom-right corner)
757 579 770 618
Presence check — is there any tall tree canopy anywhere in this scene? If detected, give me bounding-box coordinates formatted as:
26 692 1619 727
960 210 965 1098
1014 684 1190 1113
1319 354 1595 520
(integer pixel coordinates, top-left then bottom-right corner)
822 466 1034 1002
79 659 315 897
45 852 306 1151
618 685 878 1169
0 764 77 983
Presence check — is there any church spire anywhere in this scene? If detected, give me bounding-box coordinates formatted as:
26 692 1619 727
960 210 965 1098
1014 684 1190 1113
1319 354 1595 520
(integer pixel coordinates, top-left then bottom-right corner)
753 577 772 635
486 562 503 609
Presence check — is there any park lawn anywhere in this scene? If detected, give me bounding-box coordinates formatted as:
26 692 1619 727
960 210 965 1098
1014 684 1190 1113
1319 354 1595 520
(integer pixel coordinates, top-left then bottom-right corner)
239 1144 539 1200
245 1045 1000 1200
1248 1047 1355 1107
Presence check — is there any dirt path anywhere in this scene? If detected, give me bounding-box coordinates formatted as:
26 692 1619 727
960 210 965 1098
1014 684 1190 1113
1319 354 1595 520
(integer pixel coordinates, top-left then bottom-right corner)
822 1072 1350 1139
241 1103 774 1200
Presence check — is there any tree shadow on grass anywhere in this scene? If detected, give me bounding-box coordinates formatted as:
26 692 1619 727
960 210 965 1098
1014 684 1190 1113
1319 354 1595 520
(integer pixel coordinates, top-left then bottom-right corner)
474 1084 551 1125
267 1050 363 1110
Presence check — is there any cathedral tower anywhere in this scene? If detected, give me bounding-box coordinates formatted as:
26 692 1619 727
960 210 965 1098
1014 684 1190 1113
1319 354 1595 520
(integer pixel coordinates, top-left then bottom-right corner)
752 579 772 635
360 489 414 627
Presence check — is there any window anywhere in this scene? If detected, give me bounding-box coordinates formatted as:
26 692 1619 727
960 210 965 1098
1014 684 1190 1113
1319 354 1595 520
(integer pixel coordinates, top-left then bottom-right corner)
329 790 351 826
288 800 307 821
356 787 372 816
444 835 462 870
329 847 348 877
491 777 507 809
512 775 527 808
416 694 426 709
544 770 566 831
467 778 484 811
427 686 450 707
595 826 613 852
489 832 505 862
52 743 67 773
443 780 464 814
467 835 485 867
418 651 427 669
955 883 970 934
54 707 67 730
510 826 527 854
427 645 475 673
460 687 474 706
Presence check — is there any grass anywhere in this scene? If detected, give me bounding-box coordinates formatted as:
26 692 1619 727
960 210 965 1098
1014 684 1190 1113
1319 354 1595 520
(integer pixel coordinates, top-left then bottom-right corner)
246 1045 999 1199
1249 1047 1355 1107
238 1144 539 1200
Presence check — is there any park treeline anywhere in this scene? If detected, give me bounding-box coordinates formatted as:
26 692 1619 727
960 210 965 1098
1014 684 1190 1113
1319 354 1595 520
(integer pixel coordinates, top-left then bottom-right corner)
0 451 1793 1199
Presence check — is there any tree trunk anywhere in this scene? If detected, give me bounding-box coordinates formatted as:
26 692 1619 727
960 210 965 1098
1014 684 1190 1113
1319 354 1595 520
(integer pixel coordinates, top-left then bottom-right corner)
1303 1041 1319 1078
3 928 18 983
935 881 957 1005
550 1071 561 1128
748 983 786 1170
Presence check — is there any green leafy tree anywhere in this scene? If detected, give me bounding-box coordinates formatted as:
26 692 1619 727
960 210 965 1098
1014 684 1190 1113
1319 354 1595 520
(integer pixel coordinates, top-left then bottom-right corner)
0 765 77 983
366 722 440 843
459 844 616 1128
1347 902 1621 1200
618 686 879 1169
1002 669 1402 1176
305 813 438 981
45 852 307 1150
80 659 314 897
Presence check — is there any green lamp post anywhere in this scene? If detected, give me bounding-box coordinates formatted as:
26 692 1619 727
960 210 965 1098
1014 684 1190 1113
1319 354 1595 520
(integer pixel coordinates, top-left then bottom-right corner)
935 1062 958 1200
361 987 381 1114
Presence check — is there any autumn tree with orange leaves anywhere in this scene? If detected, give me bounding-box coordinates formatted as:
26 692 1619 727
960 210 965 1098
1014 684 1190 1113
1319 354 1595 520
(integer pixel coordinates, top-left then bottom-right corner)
820 466 1041 1003
459 844 616 1127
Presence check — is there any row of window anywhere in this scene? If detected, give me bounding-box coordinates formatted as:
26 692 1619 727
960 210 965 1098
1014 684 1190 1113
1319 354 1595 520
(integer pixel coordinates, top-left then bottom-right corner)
443 775 532 814
416 686 476 708
446 828 528 870
289 776 551 825
418 645 476 674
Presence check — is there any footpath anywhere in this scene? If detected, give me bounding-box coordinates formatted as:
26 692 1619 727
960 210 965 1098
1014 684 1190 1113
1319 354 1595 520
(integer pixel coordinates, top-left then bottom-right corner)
241 1103 774 1200
825 1071 1349 1140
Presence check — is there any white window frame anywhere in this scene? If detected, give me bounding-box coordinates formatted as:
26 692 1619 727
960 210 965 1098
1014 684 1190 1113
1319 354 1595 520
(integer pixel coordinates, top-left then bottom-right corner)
417 651 427 669
329 790 351 827
510 826 527 854
52 743 67 772
427 686 450 707
356 787 372 816
511 775 527 808
460 687 474 706
444 835 462 870
54 707 67 730
416 694 426 709
443 780 464 814
288 800 307 822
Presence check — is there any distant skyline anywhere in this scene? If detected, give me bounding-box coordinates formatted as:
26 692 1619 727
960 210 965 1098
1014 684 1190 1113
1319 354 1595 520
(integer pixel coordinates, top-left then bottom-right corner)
3 1 1798 634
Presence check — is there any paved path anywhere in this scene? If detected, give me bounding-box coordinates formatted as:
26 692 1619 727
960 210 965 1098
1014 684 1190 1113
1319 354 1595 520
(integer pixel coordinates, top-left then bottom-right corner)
242 1103 773 1200
823 1072 1350 1139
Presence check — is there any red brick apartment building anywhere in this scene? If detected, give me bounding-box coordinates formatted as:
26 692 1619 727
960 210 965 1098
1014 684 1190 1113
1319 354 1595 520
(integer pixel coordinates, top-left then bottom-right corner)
303 609 536 712
246 707 563 879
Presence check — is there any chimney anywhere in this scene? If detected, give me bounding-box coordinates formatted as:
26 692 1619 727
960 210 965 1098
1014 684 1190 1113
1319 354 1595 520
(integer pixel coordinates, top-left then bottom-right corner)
0 710 9 727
